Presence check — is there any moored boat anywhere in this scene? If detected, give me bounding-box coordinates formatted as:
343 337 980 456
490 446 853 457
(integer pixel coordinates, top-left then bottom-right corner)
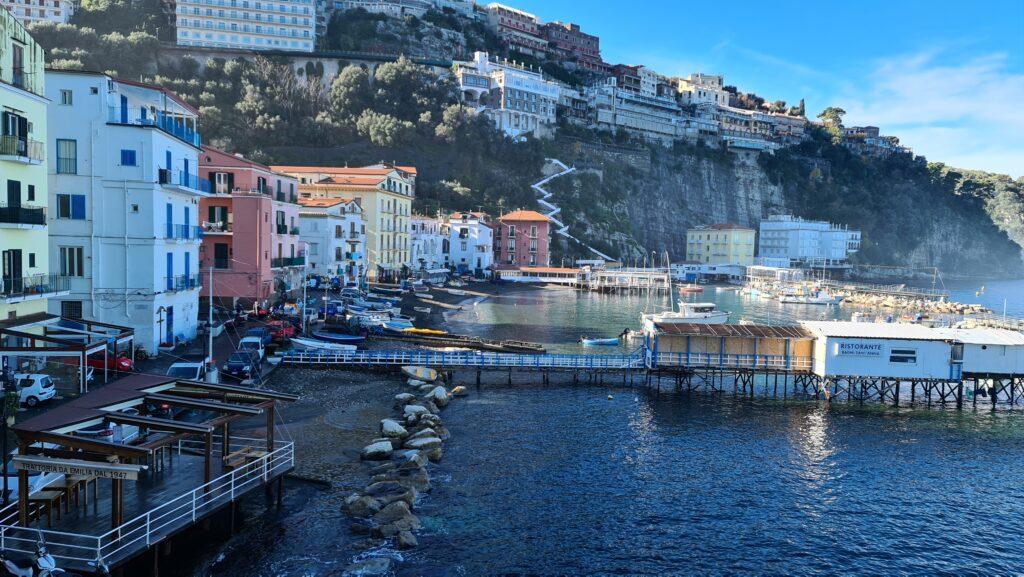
311 332 366 345
641 302 730 332
291 336 358 352
581 337 621 346
677 284 704 294
402 366 438 382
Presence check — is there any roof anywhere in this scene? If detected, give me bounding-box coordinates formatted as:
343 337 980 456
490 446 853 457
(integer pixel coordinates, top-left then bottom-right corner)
201 146 275 173
271 166 410 178
449 212 488 221
115 78 200 115
500 210 551 222
655 323 812 339
298 197 351 207
799 321 949 341
498 266 580 274
14 374 176 433
690 223 755 232
932 328 1024 346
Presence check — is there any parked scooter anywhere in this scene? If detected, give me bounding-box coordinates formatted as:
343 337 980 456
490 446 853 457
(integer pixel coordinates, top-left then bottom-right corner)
0 536 80 576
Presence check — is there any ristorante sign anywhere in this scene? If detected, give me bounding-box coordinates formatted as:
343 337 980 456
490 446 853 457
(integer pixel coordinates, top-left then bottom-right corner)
12 456 146 480
837 342 884 357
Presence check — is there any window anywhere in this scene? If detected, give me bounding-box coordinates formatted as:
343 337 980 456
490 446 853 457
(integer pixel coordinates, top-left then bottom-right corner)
308 243 318 256
59 89 73 105
56 139 77 174
60 301 83 320
27 185 34 202
120 149 137 166
59 246 84 276
56 194 85 219
889 348 917 364
28 253 35 268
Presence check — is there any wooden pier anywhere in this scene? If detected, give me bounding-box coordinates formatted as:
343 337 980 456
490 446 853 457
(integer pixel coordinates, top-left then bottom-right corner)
584 268 672 294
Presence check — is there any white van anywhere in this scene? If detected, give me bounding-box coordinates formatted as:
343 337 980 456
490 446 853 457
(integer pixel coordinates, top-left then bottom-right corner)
237 336 266 360
11 374 57 407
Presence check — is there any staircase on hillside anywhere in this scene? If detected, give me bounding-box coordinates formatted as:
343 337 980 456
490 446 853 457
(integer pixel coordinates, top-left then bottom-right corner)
532 158 612 261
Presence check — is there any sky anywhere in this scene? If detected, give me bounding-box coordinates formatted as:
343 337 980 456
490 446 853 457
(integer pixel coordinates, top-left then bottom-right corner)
510 0 1024 177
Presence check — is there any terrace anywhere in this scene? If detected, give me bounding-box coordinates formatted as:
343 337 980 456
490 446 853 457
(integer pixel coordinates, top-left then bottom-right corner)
0 274 70 303
106 105 202 149
0 377 297 573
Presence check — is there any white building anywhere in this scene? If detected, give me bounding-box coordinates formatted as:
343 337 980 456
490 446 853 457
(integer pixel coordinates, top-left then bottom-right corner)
675 73 729 107
46 71 207 353
586 77 695 145
0 0 74 24
298 197 365 284
456 51 559 138
410 215 447 276
175 0 316 52
335 0 431 18
800 321 959 380
444 211 492 276
758 214 861 268
933 328 1024 376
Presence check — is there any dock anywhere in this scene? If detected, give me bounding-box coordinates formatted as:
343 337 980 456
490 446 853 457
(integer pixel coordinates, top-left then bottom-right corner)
583 268 672 294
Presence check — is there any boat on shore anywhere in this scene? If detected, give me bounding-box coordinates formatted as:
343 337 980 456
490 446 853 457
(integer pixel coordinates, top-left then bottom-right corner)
291 337 357 352
413 306 433 314
311 332 366 345
402 366 438 382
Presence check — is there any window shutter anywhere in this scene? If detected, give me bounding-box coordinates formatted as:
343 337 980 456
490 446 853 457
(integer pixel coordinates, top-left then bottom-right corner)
71 195 86 219
1 112 10 136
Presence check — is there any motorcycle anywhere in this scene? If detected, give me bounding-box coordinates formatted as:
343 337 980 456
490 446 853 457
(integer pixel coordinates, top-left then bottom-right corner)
0 540 80 577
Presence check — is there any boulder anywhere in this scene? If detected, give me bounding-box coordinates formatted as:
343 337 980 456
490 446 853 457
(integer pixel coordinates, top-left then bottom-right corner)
427 386 450 407
360 441 393 461
392 467 431 492
393 449 427 470
407 378 426 387
417 384 436 394
369 462 397 476
451 385 468 397
396 530 418 549
380 419 408 439
421 400 440 414
433 425 451 441
393 393 416 407
425 447 443 463
403 436 442 451
373 500 421 530
407 428 437 441
403 405 429 419
349 519 376 535
344 495 382 519
342 556 393 576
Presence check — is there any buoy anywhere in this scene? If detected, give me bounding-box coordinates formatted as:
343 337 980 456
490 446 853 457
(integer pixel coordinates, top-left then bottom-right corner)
607 395 613 400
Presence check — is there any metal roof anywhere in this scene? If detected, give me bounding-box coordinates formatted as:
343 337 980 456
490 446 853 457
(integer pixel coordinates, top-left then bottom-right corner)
799 321 949 341
654 323 812 339
932 328 1024 346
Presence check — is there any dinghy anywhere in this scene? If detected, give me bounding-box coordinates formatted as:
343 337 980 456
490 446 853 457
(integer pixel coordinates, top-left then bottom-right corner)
580 337 621 346
311 332 366 345
291 337 357 352
402 366 438 382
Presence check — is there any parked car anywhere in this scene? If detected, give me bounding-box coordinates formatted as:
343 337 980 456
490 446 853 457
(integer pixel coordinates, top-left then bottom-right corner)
222 350 262 380
11 373 57 407
86 354 134 373
166 362 207 381
267 320 297 341
237 336 266 361
245 327 273 345
75 408 141 444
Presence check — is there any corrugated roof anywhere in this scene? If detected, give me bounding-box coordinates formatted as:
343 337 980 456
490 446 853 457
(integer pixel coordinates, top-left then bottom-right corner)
932 328 1024 346
655 323 812 339
799 321 947 341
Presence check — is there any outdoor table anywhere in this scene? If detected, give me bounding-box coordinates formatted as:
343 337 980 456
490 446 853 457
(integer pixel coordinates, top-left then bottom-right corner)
27 490 65 527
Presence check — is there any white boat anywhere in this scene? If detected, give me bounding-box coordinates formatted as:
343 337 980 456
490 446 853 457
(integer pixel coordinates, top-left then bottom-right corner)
413 306 432 314
415 292 432 299
290 337 357 352
447 289 468 296
641 302 730 332
778 290 841 305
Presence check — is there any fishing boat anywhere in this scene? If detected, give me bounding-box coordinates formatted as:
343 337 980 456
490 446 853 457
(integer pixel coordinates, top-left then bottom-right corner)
311 331 366 345
413 306 432 314
291 337 357 352
677 284 704 294
581 337 621 346
641 302 730 332
402 366 438 382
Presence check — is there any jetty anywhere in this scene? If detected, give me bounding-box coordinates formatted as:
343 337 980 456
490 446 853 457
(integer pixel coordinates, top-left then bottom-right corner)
584 267 672 294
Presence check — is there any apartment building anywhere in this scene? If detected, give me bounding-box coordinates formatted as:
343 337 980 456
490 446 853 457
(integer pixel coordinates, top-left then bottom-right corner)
493 209 550 267
685 224 755 266
842 126 908 157
444 212 492 276
175 0 317 52
298 197 365 285
410 215 446 273
587 76 691 145
456 51 559 138
675 73 730 107
541 21 606 73
758 215 861 268
46 71 207 352
1 10 67 321
0 0 74 25
274 164 415 281
484 3 545 57
335 0 431 18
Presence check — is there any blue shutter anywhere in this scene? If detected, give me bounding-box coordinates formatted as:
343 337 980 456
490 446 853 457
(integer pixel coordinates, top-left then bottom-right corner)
70 195 86 220
183 206 190 238
166 252 173 290
165 150 172 171
166 203 173 238
184 252 191 286
119 95 128 123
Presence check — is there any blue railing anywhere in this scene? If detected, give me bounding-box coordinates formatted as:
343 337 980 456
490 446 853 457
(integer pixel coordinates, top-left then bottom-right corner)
165 274 202 292
107 106 202 148
178 171 211 193
165 224 204 240
282 349 645 370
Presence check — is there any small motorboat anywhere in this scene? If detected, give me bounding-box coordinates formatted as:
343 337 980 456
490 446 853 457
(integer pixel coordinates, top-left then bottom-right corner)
677 284 704 294
415 292 432 299
311 332 366 345
402 366 438 382
580 337 621 347
413 306 432 314
291 336 358 352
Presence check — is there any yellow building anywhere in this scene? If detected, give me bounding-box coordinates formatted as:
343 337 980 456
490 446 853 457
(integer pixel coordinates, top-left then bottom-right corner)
686 223 755 265
272 164 415 282
1 11 64 320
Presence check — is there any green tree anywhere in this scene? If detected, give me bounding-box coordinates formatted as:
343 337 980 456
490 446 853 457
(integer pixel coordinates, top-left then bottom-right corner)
327 65 372 123
355 110 415 146
817 106 846 143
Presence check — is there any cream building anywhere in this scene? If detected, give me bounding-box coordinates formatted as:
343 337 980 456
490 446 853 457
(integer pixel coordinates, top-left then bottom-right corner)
2 10 66 321
175 0 316 52
0 0 74 25
686 224 756 266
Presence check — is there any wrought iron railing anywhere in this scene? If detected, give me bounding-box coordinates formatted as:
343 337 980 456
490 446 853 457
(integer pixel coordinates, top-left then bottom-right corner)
164 224 204 240
164 273 202 292
0 135 44 162
0 273 70 299
0 203 46 225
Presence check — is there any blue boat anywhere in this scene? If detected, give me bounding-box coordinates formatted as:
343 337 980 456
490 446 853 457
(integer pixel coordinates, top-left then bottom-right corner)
312 331 366 345
581 337 621 347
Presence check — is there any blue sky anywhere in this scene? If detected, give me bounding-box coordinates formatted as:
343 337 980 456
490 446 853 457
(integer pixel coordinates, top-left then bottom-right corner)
511 0 1024 177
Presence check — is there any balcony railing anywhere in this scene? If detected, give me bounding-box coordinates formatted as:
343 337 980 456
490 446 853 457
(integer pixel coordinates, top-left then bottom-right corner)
275 224 288 235
158 169 211 193
0 273 70 300
0 135 44 162
289 226 300 235
165 224 204 240
203 221 231 233
165 273 202 292
271 256 305 268
107 105 202 148
0 203 46 226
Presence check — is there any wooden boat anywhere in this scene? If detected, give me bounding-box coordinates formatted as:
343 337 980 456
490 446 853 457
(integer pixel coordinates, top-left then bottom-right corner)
311 332 366 345
291 337 357 352
405 327 446 336
677 284 704 294
581 337 621 346
413 306 432 314
402 366 438 382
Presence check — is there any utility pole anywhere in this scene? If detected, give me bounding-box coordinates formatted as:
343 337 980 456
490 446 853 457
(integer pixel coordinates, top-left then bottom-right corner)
207 265 214 366
301 243 309 335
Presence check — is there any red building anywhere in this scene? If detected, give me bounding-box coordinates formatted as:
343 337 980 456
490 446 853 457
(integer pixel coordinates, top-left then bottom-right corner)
493 209 552 267
541 21 607 73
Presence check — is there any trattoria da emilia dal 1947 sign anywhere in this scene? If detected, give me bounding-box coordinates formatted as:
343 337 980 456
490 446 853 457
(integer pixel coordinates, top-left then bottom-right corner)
837 342 885 357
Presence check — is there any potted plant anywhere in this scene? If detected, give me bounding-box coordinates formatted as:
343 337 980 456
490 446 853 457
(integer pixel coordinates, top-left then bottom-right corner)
4 391 20 425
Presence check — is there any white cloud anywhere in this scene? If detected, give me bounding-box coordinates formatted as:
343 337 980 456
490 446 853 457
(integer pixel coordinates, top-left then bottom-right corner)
839 50 1024 177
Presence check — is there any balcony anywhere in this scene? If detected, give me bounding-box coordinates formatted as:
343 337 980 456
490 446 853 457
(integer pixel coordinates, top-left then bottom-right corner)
158 169 211 194
164 273 202 292
290 226 300 235
271 256 305 268
0 273 70 302
275 224 288 235
202 221 231 234
165 224 204 240
107 105 202 148
0 203 46 228
0 135 44 164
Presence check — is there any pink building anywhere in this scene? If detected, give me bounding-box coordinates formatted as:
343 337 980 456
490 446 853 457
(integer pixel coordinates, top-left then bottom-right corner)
493 209 552 268
197 147 303 309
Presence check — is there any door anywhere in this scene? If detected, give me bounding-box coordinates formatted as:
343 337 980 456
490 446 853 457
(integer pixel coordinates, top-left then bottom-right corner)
7 180 21 211
119 95 128 123
2 249 23 295
165 306 174 345
214 243 229 268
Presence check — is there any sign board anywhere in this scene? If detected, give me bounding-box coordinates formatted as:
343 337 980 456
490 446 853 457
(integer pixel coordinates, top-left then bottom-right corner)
12 455 147 480
837 342 884 357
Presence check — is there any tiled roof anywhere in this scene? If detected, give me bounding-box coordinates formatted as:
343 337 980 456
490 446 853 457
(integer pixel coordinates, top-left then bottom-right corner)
500 209 550 222
298 198 351 207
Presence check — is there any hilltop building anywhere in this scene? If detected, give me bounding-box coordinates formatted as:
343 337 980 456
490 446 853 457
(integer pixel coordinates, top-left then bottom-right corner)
685 224 756 266
842 126 908 157
493 209 551 267
298 197 365 285
444 211 493 276
274 164 415 281
46 71 206 352
2 10 66 321
1 0 74 25
455 51 559 138
674 73 730 107
758 214 861 268
484 3 545 57
586 76 693 145
174 0 316 52
541 21 606 73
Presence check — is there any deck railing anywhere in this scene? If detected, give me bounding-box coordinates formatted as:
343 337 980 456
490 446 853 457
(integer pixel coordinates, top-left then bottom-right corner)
651 352 813 371
0 438 293 568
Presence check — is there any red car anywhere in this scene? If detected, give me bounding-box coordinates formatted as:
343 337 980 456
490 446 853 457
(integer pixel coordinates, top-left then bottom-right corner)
267 320 297 341
87 355 134 373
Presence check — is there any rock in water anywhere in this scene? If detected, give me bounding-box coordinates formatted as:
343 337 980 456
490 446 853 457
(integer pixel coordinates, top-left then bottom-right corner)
427 386 450 407
396 530 418 549
344 495 382 519
380 418 408 439
343 556 393 576
407 378 426 387
403 404 429 419
451 385 468 397
360 441 393 461
407 428 437 441
374 500 421 528
393 393 416 407
403 436 442 450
